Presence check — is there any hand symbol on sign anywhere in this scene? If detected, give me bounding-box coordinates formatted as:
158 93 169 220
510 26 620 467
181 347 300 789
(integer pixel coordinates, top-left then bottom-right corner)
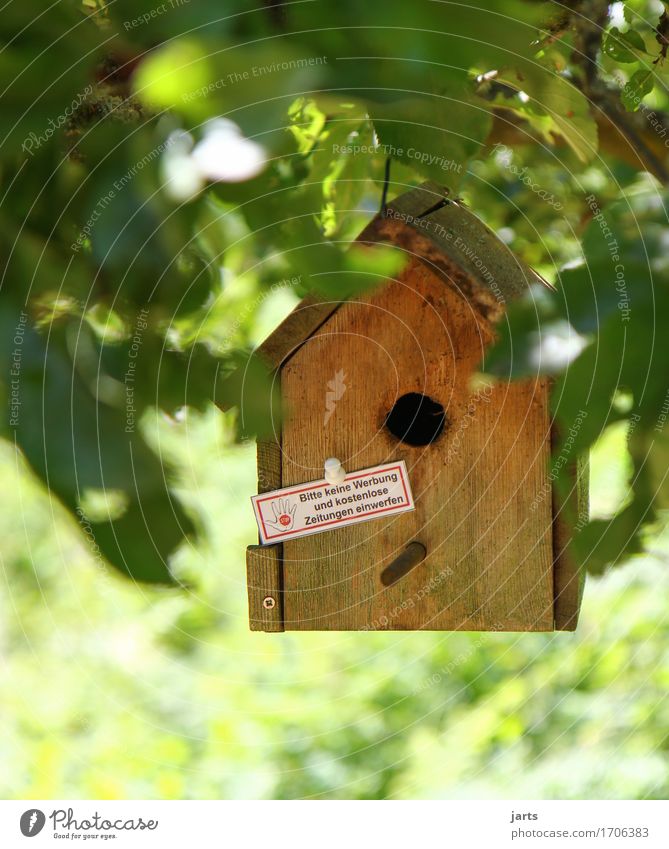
266 498 297 532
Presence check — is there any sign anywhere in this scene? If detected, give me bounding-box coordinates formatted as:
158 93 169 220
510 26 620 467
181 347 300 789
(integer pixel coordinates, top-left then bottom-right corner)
251 461 415 545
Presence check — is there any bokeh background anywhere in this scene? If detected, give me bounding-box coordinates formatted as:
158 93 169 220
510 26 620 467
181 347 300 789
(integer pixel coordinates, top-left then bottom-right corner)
2 320 667 800
3 0 669 801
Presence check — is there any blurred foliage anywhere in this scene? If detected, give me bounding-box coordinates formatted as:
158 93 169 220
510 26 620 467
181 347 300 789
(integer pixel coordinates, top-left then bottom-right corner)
2 1 669 583
0 412 667 800
3 0 669 793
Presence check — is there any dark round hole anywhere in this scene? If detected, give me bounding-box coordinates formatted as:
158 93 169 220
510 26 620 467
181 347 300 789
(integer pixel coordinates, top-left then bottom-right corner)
385 393 446 446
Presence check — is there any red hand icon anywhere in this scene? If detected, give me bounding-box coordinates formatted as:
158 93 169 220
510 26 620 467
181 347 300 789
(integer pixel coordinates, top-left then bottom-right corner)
266 497 297 532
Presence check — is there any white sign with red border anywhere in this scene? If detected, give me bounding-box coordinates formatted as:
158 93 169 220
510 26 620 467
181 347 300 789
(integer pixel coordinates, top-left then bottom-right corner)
251 461 415 545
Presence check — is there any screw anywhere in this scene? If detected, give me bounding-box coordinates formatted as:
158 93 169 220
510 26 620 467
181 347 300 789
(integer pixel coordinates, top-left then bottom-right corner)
263 596 276 610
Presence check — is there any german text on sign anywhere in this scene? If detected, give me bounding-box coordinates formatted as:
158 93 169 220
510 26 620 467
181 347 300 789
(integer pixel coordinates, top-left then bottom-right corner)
251 461 415 545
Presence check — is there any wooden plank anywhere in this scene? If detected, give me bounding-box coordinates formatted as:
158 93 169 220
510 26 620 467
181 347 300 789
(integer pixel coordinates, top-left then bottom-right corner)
279 259 555 631
246 544 284 632
257 438 281 495
255 295 340 371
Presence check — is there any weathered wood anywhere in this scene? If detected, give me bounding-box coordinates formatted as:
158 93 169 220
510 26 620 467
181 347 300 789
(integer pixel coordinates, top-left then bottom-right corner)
359 182 550 316
279 258 555 631
256 295 340 371
257 438 282 495
246 544 284 632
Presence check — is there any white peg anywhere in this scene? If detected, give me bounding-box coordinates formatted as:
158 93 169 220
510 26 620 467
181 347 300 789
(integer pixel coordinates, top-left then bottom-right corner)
324 457 346 485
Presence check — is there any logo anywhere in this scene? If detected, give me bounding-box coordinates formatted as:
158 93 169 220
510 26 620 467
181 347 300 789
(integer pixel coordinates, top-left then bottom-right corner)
20 810 46 837
265 497 296 532
323 369 347 426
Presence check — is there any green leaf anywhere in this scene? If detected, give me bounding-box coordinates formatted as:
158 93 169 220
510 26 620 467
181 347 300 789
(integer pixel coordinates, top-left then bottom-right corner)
132 39 214 116
572 503 648 575
495 66 598 163
619 28 649 54
621 69 654 111
345 244 406 286
551 320 627 457
217 350 281 441
371 80 492 187
0 308 194 584
286 0 545 91
88 493 193 584
308 116 374 237
482 284 585 379
132 39 326 142
0 5 103 159
603 27 649 63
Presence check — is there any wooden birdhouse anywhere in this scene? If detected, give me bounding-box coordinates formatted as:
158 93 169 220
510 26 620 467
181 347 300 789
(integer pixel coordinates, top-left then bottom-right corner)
246 182 587 633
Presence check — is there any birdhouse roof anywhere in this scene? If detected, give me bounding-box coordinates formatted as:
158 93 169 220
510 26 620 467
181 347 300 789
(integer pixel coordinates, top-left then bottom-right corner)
256 181 548 370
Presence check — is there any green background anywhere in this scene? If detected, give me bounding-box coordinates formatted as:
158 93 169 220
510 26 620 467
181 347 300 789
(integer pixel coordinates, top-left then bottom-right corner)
2 357 666 800
3 0 669 800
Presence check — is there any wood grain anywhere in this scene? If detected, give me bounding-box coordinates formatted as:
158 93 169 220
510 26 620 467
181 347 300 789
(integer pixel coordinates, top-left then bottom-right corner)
250 182 585 632
246 544 284 632
279 259 555 631
256 295 340 371
257 438 282 495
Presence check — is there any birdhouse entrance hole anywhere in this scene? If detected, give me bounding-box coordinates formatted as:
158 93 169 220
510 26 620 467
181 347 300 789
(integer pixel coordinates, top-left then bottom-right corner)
385 392 446 446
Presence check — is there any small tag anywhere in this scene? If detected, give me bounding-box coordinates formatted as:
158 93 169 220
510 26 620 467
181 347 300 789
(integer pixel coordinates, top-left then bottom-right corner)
251 461 415 545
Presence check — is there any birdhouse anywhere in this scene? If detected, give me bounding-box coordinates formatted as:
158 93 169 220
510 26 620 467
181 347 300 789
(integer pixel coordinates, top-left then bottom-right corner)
246 182 587 633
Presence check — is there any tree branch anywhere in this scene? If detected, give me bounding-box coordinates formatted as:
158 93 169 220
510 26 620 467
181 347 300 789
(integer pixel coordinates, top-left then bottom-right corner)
570 0 669 183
